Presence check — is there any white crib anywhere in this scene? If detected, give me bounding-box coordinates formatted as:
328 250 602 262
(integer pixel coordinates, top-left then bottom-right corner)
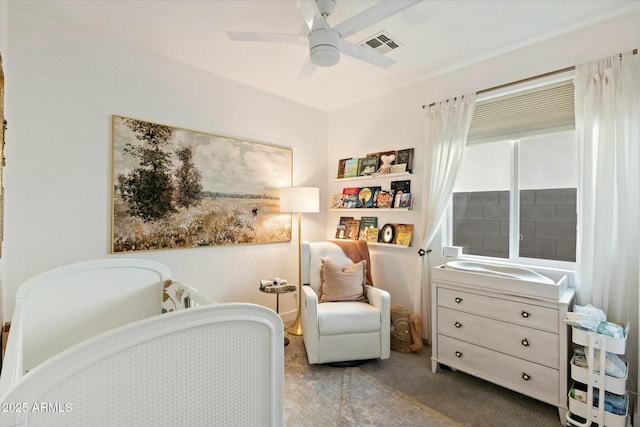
0 258 284 426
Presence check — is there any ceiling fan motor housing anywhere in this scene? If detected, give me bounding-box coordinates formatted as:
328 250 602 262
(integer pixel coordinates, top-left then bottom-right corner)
316 0 337 16
309 28 340 67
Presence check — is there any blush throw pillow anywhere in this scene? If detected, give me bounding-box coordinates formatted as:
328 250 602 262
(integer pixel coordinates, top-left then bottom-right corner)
319 258 368 303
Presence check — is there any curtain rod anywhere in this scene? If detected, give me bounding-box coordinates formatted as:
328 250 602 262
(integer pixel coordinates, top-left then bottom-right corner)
421 48 637 109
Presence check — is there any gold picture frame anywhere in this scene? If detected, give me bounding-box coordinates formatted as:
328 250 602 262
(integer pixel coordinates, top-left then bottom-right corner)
111 115 292 252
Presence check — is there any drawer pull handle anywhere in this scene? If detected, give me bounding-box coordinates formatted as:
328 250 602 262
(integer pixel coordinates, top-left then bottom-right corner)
454 321 463 328
521 311 530 318
455 351 463 358
522 373 531 381
455 297 463 304
521 338 530 347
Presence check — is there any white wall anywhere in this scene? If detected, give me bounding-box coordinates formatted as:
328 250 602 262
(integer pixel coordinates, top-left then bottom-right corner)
0 5 328 320
2 4 638 325
328 10 640 312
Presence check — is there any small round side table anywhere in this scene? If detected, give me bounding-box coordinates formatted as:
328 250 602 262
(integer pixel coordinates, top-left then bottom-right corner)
260 284 296 346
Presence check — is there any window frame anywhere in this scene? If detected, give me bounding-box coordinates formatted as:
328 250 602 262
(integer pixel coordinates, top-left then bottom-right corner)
446 131 577 271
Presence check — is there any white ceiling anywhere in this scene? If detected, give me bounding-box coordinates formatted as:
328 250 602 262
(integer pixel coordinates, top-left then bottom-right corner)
14 0 640 112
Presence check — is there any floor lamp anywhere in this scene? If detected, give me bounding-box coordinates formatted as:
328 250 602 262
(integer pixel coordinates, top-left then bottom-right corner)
279 186 319 336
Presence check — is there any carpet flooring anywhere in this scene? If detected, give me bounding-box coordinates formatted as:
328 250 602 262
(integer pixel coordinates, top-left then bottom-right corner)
284 335 562 427
284 335 460 427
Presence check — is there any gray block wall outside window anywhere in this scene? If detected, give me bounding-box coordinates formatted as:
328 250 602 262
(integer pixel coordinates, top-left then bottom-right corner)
453 188 576 262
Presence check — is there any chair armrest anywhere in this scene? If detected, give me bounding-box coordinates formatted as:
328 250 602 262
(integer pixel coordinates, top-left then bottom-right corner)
365 286 391 359
365 286 390 315
300 285 320 363
301 286 318 329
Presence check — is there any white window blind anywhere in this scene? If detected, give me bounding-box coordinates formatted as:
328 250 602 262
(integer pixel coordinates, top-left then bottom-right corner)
467 79 575 144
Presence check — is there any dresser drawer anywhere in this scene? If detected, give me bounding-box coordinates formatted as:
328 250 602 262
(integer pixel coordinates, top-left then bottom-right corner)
437 334 559 405
437 307 559 368
437 287 559 332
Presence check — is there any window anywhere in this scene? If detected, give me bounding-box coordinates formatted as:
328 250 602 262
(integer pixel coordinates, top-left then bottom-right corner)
450 77 577 266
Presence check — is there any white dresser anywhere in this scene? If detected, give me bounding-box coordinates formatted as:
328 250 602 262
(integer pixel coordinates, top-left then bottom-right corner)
431 264 575 421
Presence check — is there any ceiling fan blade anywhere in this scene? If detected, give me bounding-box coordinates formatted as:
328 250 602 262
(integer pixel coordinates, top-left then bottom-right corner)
333 0 422 39
298 0 328 31
226 31 305 44
339 39 395 69
298 57 317 79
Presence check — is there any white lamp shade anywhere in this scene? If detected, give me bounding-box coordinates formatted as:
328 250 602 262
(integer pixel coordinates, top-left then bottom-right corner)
279 187 320 213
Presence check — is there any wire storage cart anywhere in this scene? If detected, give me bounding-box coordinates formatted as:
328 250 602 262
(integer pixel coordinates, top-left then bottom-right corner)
566 324 630 427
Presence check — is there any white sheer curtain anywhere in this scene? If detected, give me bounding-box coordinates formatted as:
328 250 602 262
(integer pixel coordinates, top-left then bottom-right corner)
414 94 476 341
575 51 640 392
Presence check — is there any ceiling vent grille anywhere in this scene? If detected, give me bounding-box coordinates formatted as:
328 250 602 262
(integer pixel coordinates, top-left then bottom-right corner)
359 31 402 55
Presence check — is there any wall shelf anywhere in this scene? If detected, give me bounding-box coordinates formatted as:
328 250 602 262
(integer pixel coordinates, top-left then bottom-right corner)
330 208 412 212
332 171 412 183
367 241 411 249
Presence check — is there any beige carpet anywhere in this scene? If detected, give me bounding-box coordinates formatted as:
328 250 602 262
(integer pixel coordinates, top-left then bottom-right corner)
284 334 561 427
284 335 461 427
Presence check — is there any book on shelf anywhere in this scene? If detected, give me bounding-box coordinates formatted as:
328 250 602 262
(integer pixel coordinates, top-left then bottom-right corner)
358 216 378 240
373 189 394 208
366 227 380 242
397 192 412 208
366 150 396 161
356 186 380 208
394 224 414 246
391 179 411 194
336 158 351 179
343 158 360 178
390 163 407 173
358 157 380 176
335 216 353 239
396 148 414 173
330 193 345 209
339 216 354 225
342 187 360 209
344 219 361 240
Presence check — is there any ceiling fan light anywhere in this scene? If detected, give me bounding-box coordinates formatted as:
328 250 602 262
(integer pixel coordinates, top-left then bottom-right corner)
310 45 340 67
309 28 341 67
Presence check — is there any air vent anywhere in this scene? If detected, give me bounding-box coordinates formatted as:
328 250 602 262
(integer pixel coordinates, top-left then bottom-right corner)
359 31 402 55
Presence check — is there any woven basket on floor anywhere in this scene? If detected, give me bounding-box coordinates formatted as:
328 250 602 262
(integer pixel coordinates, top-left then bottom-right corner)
390 304 413 353
391 327 412 353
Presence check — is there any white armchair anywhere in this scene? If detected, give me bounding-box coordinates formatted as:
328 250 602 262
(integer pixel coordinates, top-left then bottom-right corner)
300 241 391 364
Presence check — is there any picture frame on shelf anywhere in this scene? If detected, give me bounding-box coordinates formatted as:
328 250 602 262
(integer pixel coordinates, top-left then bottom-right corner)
379 224 396 244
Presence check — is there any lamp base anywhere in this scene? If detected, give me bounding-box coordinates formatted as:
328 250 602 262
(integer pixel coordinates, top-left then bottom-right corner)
289 310 303 336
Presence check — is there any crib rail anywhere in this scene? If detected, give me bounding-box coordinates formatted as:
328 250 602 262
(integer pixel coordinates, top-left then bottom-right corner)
0 303 284 427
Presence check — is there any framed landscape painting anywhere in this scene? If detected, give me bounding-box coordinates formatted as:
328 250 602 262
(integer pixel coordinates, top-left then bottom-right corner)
112 115 292 252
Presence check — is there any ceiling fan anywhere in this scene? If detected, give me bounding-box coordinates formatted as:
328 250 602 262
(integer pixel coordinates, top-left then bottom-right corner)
226 0 422 78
